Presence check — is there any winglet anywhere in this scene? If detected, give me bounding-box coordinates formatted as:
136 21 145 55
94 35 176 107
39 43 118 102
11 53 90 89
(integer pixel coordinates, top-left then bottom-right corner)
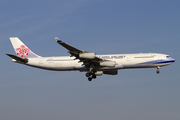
55 37 62 43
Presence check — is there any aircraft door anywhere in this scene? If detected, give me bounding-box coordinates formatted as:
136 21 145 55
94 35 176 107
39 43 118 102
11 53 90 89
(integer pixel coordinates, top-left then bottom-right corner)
126 55 131 61
39 58 43 64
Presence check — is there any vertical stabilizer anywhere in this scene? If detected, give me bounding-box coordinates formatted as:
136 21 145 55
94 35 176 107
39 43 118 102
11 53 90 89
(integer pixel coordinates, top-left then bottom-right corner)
9 37 40 58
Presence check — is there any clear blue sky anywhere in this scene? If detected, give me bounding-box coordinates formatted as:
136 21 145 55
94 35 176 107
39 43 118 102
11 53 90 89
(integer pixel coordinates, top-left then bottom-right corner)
1 0 180 120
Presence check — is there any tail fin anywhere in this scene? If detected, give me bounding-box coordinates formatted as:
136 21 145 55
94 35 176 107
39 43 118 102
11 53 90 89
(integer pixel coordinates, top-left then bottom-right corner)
9 37 40 58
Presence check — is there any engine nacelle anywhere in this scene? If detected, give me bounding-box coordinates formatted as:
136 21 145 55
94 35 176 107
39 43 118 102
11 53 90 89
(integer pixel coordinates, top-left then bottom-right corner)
103 70 118 75
95 71 103 76
100 61 115 67
79 52 95 59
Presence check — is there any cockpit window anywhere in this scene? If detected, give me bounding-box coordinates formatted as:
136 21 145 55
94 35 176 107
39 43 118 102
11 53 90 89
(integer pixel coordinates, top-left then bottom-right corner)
166 56 171 58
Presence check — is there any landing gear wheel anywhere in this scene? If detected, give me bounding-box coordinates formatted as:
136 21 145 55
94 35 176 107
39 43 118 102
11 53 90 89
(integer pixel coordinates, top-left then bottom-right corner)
92 75 96 79
88 77 92 81
86 73 90 77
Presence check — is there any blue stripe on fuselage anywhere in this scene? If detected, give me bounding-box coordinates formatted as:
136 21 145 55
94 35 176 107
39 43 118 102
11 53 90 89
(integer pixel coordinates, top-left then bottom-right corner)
137 58 175 65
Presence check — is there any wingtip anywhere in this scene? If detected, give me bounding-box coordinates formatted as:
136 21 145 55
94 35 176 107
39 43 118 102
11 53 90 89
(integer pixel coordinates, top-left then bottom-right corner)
55 37 62 43
6 53 10 56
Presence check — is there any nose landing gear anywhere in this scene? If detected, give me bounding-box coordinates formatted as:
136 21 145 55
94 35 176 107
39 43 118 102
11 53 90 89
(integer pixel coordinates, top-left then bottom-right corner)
156 66 160 74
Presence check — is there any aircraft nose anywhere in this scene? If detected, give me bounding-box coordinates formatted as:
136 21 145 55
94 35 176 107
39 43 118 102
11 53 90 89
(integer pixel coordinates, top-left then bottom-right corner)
171 58 175 63
156 58 175 64
166 58 175 63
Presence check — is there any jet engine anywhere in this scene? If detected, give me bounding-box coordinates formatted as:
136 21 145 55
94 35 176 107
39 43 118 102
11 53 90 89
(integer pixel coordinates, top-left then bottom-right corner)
79 52 95 59
103 70 118 75
95 71 103 76
100 61 115 67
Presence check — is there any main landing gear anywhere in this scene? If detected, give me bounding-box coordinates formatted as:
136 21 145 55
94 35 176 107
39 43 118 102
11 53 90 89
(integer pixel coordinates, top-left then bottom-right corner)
86 72 97 81
85 64 97 81
156 66 160 74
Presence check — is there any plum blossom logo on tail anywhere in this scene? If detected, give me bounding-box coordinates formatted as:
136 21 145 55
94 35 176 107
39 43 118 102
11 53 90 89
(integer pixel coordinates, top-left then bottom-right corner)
16 45 30 57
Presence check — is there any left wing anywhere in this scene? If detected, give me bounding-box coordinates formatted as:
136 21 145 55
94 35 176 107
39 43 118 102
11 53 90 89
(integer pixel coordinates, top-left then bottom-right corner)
55 37 83 54
55 37 115 67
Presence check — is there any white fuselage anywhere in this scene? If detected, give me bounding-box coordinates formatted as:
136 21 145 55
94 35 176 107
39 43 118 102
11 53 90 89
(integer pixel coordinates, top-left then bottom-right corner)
15 53 175 72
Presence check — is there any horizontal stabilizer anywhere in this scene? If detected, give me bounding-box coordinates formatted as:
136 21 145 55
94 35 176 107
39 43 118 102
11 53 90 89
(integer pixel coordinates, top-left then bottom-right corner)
6 54 28 63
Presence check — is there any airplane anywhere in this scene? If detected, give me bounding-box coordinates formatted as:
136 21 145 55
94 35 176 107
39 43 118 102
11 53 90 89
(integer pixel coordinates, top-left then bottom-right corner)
6 37 175 81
